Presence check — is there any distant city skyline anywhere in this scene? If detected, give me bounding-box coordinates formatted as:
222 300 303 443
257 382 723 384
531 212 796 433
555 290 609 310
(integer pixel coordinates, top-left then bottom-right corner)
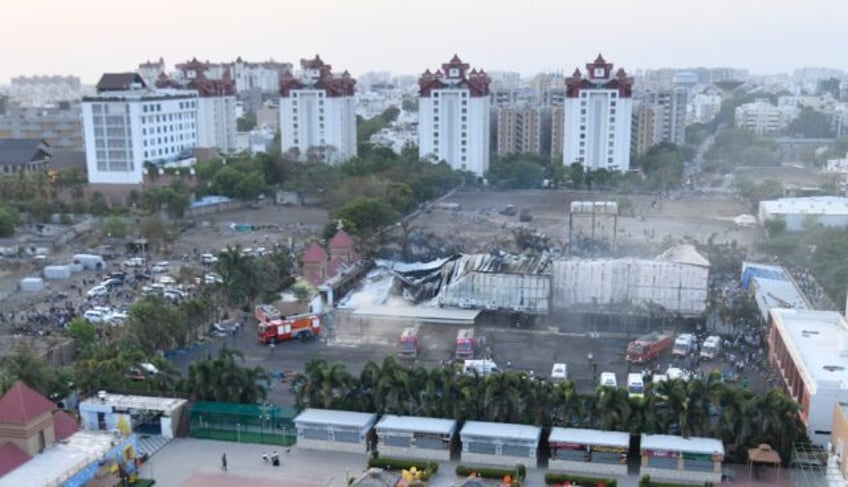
1 0 846 84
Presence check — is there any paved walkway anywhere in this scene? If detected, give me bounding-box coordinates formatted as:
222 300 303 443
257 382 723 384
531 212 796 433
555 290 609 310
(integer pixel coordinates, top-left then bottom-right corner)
139 439 790 487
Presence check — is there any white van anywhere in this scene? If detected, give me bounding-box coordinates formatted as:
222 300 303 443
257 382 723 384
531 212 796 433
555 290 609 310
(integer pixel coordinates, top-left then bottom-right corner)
550 363 568 383
599 372 617 388
463 359 499 377
700 335 721 359
672 334 696 356
627 373 644 399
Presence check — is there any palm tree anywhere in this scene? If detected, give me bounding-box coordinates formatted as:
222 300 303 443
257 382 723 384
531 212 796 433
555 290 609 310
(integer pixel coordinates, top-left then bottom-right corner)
593 387 632 431
294 358 354 410
182 347 267 404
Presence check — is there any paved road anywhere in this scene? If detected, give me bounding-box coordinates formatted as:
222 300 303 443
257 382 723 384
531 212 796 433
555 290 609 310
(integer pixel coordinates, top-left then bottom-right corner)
169 307 770 408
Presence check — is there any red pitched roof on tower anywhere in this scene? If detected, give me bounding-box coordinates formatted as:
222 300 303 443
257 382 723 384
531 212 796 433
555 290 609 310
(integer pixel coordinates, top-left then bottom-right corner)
329 229 354 249
302 241 328 264
0 381 55 425
0 442 31 476
53 410 80 441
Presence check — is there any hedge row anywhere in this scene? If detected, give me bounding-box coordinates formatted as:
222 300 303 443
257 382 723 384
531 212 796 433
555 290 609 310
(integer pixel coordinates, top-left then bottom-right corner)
639 475 715 487
366 456 438 480
456 464 526 480
545 472 618 486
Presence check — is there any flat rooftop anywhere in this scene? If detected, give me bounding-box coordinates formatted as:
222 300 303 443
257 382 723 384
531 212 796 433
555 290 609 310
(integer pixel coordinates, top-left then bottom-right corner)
80 393 187 414
352 305 480 325
0 431 118 487
751 276 809 319
460 421 541 443
294 409 377 429
376 415 456 435
760 196 848 216
549 427 630 447
770 308 848 394
641 434 724 455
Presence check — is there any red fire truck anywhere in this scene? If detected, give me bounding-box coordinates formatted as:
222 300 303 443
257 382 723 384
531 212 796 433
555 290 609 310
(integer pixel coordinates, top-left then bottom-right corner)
255 304 283 323
257 312 320 344
625 331 674 363
397 327 421 359
455 328 481 359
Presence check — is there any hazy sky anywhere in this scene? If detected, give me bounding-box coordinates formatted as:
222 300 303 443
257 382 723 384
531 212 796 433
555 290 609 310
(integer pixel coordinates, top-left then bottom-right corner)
3 0 846 84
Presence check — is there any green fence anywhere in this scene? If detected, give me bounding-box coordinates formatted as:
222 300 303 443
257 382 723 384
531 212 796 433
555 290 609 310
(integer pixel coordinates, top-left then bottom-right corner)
189 401 298 446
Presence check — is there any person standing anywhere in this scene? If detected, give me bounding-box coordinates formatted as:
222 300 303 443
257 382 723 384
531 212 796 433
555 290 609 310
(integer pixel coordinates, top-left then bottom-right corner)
221 453 227 471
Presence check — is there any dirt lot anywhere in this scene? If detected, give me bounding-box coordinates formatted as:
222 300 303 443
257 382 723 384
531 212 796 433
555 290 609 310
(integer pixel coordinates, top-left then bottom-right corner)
408 189 763 258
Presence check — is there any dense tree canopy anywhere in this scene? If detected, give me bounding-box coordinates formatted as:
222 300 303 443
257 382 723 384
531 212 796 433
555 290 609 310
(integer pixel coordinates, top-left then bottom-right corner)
786 107 834 138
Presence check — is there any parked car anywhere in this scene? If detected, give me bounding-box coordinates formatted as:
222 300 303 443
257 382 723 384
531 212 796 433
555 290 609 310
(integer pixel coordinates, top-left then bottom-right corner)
83 309 107 323
151 264 168 274
204 273 223 284
108 311 128 324
158 275 176 285
122 257 145 268
101 278 122 289
201 253 218 264
86 285 109 298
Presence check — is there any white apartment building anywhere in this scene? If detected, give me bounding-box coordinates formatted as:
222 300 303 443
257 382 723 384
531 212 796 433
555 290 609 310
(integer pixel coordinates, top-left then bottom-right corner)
767 308 848 445
418 55 491 176
82 73 197 184
563 55 633 171
688 92 722 124
734 100 799 135
156 61 237 153
279 55 357 163
233 57 292 93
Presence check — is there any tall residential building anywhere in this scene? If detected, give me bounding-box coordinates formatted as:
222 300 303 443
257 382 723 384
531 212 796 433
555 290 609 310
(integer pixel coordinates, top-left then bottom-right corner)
418 55 491 176
0 97 83 150
233 58 292 93
563 55 633 171
82 73 198 184
631 101 657 158
159 59 237 152
630 88 688 157
496 106 541 156
279 55 357 163
549 106 564 157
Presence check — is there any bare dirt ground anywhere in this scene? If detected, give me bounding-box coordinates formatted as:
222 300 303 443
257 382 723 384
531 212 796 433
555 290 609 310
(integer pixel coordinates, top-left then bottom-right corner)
168 204 330 258
408 188 763 258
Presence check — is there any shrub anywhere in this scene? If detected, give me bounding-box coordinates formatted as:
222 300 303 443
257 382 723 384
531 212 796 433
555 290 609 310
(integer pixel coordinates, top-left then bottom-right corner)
366 456 437 480
545 472 618 486
457 464 525 480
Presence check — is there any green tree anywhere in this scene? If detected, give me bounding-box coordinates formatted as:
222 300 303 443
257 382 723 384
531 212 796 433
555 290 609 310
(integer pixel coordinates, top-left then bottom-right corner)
236 111 257 132
0 345 52 395
215 246 270 307
764 218 787 237
567 162 584 188
89 191 110 216
126 294 184 354
139 215 169 251
67 317 97 349
182 347 268 403
101 216 128 238
0 205 20 237
787 107 834 138
333 197 398 236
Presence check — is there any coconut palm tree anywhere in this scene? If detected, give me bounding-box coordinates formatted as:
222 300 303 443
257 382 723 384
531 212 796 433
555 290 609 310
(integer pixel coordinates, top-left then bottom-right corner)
593 387 632 431
182 347 267 404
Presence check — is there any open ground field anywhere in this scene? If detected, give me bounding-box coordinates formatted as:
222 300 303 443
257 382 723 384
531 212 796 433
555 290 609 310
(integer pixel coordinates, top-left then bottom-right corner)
407 189 763 257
